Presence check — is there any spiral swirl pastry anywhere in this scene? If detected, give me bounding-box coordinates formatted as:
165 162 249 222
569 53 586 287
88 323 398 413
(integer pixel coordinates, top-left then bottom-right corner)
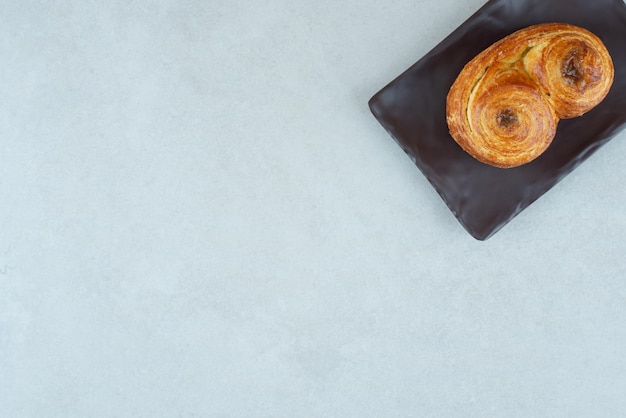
446 23 614 168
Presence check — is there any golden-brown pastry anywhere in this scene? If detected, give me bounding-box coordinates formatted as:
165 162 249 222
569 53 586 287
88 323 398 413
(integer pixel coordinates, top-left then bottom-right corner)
446 23 614 169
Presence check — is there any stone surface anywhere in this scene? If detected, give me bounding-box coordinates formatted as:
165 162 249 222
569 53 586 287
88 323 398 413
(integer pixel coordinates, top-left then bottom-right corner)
2 0 626 416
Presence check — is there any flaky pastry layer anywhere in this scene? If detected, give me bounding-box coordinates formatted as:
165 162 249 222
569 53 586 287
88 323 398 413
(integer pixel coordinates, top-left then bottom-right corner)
446 23 614 169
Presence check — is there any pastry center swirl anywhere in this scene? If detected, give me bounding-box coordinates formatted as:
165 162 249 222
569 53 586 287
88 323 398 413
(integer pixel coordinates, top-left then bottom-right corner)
497 108 517 128
562 50 584 86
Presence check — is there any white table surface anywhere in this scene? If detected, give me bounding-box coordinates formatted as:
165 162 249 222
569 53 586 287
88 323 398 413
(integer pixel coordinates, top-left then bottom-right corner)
3 0 626 416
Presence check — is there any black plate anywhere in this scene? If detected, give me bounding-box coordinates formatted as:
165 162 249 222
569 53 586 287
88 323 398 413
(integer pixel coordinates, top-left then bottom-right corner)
369 0 626 240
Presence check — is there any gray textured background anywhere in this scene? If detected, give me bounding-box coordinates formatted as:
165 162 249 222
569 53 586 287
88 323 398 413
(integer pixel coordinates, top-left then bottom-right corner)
2 0 626 416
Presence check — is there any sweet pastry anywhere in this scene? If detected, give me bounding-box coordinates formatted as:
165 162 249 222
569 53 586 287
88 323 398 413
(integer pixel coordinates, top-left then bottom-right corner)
446 23 614 168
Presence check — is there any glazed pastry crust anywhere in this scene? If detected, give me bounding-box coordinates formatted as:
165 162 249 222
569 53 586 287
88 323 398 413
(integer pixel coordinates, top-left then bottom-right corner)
446 23 614 169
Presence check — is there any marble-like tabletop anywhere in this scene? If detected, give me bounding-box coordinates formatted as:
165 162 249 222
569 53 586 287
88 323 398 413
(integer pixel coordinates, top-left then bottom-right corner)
2 0 626 416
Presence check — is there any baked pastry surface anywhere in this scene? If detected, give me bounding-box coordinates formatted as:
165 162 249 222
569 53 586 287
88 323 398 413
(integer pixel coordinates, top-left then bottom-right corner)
446 23 614 169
